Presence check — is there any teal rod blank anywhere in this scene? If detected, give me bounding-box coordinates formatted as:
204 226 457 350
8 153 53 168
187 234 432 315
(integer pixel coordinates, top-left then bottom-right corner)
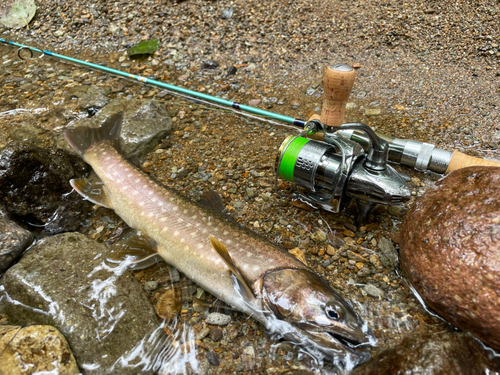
1 39 306 128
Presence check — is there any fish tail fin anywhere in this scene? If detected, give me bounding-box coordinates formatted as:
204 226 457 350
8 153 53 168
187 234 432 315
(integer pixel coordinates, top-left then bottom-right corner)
64 112 123 157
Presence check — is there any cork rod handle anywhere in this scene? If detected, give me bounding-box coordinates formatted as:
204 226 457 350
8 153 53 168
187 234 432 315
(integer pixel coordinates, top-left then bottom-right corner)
320 64 356 128
445 150 500 174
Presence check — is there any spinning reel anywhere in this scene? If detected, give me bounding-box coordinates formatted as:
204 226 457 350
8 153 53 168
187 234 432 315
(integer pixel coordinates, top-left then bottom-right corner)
275 64 411 224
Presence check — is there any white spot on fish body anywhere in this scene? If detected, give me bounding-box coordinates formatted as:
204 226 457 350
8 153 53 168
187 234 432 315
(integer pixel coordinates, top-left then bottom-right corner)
133 191 138 196
191 214 197 219
177 218 183 223
174 231 179 236
252 266 260 272
183 209 188 214
162 227 169 232
135 178 140 183
197 244 203 249
139 202 145 207
223 230 228 235
160 217 167 222
226 239 232 245
172 206 178 211
148 213 154 218
127 173 133 178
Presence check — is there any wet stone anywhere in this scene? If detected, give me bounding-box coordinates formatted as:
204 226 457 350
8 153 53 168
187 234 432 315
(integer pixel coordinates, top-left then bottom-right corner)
0 143 92 234
352 331 499 375
205 312 232 326
0 233 161 374
377 237 398 271
401 166 500 351
0 217 33 273
65 85 110 110
67 99 172 159
363 283 384 298
310 230 327 243
209 327 223 342
206 351 220 366
0 325 79 375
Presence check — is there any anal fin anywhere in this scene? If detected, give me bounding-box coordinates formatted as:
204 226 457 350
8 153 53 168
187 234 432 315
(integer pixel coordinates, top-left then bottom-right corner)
209 235 255 301
107 229 160 269
70 172 112 209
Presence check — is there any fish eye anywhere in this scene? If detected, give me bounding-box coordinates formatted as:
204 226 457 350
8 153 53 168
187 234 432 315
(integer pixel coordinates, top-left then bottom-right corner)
325 305 339 320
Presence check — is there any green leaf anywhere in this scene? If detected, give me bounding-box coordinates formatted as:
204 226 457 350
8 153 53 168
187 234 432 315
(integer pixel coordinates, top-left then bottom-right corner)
127 39 161 56
0 0 37 30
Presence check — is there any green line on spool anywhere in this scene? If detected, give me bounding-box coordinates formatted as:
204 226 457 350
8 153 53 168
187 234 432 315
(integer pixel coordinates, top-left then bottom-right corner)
279 136 309 182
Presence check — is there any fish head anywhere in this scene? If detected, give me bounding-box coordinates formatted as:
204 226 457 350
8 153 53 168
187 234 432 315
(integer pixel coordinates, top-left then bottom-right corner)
262 268 375 363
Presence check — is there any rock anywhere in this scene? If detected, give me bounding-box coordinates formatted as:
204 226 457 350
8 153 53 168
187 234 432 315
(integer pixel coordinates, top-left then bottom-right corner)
205 312 232 326
0 143 93 234
206 351 220 366
0 325 79 375
400 166 500 351
0 217 33 272
65 99 172 159
363 283 384 298
310 230 327 243
352 331 499 375
202 60 219 69
377 237 398 271
0 232 161 374
209 327 223 341
65 86 110 110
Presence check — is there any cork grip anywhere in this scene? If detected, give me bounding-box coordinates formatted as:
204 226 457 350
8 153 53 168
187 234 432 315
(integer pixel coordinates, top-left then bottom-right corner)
320 64 356 128
445 150 500 174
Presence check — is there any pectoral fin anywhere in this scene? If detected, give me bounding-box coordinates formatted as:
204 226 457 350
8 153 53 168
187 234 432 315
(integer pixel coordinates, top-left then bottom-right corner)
70 172 112 209
107 229 161 269
209 235 255 300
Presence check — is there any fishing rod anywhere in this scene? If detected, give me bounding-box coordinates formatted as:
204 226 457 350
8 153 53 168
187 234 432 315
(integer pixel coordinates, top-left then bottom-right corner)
0 39 307 128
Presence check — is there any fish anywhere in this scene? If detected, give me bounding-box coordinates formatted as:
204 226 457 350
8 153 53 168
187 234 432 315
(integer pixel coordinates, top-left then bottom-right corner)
64 112 375 370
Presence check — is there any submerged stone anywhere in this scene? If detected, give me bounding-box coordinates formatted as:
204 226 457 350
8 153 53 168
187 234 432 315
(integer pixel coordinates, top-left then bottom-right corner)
0 232 162 374
400 166 500 351
64 99 172 159
0 325 79 375
0 216 34 272
352 331 499 374
0 143 92 234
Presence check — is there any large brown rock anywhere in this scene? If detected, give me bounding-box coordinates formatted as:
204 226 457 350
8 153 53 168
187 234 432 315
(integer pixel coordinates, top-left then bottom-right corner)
400 166 500 350
352 331 499 375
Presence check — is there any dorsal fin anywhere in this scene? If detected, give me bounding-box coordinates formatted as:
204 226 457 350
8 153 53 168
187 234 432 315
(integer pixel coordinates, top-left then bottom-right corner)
64 112 123 157
199 190 225 213
209 235 255 300
70 172 112 208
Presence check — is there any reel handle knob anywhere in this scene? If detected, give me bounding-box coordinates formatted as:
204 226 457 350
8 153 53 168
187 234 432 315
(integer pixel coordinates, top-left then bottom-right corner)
320 64 356 129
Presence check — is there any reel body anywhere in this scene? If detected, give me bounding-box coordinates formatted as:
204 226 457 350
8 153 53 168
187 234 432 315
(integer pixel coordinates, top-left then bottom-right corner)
277 121 411 223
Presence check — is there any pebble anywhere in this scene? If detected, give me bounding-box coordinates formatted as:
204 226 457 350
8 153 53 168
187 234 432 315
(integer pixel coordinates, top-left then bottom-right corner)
196 326 211 341
210 327 223 341
206 351 220 366
205 312 232 326
143 280 159 291
364 283 384 298
310 230 327 243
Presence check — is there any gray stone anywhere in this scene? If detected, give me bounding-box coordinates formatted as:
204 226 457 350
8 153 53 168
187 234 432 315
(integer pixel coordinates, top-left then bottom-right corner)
246 188 255 198
377 237 398 271
66 99 172 159
0 217 33 272
144 280 159 291
0 232 161 374
363 283 384 298
205 312 232 326
65 86 111 110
